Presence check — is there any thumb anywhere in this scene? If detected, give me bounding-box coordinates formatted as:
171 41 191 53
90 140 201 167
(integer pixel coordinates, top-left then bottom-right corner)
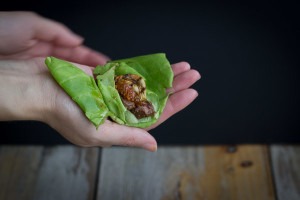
100 121 158 152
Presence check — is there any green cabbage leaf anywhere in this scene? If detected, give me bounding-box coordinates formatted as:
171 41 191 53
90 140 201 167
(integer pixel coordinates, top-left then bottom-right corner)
45 53 173 128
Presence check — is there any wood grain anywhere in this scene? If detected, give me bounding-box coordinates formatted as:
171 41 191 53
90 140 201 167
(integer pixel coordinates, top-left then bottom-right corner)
0 145 44 200
0 145 99 200
270 145 300 200
97 145 275 200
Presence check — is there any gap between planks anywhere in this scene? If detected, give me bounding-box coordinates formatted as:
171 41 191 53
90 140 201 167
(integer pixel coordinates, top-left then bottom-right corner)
97 145 276 200
0 145 100 200
1 145 299 200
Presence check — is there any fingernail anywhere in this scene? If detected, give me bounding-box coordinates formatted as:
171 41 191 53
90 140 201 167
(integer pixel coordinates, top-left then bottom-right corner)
195 70 201 80
144 143 157 152
193 90 199 98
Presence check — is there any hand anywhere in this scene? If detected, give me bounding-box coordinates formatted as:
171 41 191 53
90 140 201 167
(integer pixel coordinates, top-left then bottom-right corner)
0 11 109 66
0 58 200 151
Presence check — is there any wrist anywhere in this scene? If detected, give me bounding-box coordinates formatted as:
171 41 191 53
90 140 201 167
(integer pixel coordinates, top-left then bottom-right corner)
0 59 49 122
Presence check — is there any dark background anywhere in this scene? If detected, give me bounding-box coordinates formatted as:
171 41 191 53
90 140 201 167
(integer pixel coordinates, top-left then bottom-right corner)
1 1 299 145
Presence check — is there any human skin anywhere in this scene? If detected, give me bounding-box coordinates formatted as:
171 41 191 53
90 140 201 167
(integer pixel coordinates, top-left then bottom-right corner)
0 59 200 151
0 11 109 66
0 11 201 151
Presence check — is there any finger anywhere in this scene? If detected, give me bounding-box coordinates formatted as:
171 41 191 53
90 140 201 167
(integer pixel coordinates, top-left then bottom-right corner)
34 17 83 47
99 120 157 152
148 89 198 130
18 41 110 66
172 69 201 92
70 62 94 76
172 62 191 76
52 45 110 66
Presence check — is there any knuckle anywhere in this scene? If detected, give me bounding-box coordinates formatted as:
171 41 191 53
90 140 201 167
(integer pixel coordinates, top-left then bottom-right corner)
74 135 99 148
123 135 137 147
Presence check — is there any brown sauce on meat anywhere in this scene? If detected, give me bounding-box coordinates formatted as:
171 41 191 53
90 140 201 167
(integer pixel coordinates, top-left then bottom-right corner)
115 74 155 119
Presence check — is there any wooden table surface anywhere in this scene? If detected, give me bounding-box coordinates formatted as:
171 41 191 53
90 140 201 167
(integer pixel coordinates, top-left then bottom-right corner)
0 145 299 200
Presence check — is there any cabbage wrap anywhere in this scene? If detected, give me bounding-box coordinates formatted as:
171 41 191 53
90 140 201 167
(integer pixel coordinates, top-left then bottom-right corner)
45 53 173 128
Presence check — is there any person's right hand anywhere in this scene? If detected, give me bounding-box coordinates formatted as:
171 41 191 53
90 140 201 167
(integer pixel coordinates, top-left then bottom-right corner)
0 58 200 151
0 11 109 66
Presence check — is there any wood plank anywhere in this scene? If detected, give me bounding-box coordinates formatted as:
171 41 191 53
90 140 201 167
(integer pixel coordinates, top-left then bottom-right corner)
97 145 275 200
32 145 99 200
270 145 300 200
0 145 100 200
0 145 44 200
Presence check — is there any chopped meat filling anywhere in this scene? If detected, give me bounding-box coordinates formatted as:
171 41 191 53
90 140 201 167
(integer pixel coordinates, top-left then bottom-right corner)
115 74 155 119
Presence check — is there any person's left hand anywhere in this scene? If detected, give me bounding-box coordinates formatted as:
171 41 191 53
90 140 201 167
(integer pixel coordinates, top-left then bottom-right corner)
0 11 109 66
